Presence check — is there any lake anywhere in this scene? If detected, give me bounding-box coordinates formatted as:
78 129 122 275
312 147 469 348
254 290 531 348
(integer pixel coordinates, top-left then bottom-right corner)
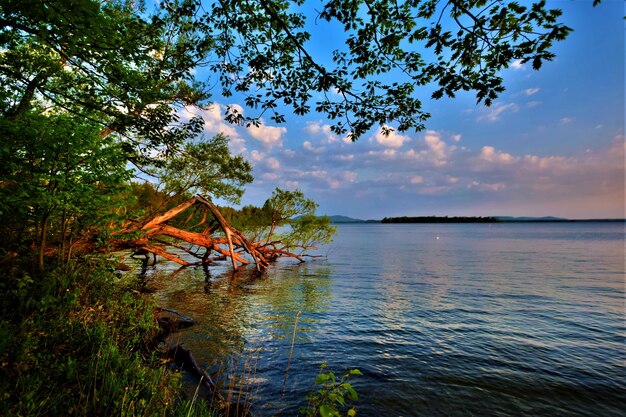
142 222 625 416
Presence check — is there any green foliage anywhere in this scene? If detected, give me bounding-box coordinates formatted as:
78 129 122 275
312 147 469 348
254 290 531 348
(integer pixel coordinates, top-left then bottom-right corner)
301 364 362 417
280 214 337 254
126 181 171 217
209 0 573 138
264 188 318 227
0 0 210 159
0 258 213 417
145 133 254 204
0 110 132 268
229 188 337 257
2 0 576 146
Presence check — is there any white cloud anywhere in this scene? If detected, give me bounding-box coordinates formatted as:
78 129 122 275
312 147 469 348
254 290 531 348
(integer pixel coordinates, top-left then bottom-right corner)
402 131 451 167
265 157 280 170
250 150 264 162
261 172 279 181
477 102 519 122
303 140 326 153
374 126 409 148
335 154 354 161
560 117 574 125
236 115 623 220
424 131 448 164
247 120 287 148
228 103 244 116
524 87 540 96
201 105 238 137
510 59 524 70
303 122 322 136
478 146 516 164
303 121 341 144
340 171 358 183
181 104 246 154
468 181 507 192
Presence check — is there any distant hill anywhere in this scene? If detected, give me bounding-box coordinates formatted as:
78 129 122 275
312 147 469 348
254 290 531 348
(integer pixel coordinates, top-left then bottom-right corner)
382 216 498 223
292 215 378 223
496 216 624 222
328 215 367 223
298 215 622 224
380 215 595 223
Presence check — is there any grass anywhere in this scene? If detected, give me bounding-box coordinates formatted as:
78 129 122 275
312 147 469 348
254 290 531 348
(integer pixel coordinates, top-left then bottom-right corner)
0 257 216 417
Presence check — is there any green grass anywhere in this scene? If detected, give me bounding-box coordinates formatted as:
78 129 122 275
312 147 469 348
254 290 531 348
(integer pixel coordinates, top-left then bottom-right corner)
0 258 216 417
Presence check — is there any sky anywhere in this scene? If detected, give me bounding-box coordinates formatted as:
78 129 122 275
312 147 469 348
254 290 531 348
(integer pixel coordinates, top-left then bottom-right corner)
182 0 624 219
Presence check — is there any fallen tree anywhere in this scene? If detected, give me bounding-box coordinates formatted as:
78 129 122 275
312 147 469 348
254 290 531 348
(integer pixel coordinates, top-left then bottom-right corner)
116 190 335 271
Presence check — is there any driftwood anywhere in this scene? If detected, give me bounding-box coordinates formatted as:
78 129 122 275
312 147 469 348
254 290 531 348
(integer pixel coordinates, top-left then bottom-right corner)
119 195 301 271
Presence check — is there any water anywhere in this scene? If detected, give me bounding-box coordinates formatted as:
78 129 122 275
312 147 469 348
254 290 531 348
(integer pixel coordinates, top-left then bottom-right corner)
142 222 625 416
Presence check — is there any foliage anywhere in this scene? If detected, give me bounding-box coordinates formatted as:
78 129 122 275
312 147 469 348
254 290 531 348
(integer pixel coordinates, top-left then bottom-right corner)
0 110 132 269
226 188 337 258
208 0 574 138
0 0 210 161
301 364 363 417
280 214 336 255
2 0 581 146
0 258 193 416
126 181 172 217
264 188 318 228
145 133 254 205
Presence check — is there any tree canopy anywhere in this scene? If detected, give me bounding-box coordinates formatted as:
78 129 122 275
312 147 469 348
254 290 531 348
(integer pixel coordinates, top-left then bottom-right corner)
1 0 577 147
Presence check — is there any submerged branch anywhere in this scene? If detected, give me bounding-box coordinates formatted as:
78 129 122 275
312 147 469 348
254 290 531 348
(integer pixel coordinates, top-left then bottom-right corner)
118 195 325 272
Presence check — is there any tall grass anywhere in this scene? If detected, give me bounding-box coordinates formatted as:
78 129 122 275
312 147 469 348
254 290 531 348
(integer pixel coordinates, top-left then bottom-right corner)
0 258 214 417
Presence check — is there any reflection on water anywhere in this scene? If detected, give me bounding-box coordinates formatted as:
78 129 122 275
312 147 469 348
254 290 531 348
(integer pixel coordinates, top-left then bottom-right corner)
143 222 626 416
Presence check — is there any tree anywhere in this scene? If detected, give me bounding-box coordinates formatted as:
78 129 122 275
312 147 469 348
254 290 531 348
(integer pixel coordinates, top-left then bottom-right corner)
113 188 335 270
144 133 253 205
0 110 130 270
262 188 319 244
0 0 211 165
257 188 336 260
206 0 575 138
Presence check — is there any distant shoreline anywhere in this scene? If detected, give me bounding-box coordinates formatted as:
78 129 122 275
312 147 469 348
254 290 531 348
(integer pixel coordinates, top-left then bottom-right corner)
380 218 625 224
328 216 625 224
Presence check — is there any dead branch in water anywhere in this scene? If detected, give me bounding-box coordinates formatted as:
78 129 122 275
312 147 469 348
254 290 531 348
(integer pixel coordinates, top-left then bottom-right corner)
120 195 313 271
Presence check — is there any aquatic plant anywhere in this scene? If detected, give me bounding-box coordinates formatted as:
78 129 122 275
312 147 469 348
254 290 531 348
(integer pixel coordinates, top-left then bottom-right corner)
301 363 362 417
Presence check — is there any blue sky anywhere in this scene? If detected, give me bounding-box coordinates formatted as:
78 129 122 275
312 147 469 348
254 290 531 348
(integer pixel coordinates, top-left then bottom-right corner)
182 0 624 219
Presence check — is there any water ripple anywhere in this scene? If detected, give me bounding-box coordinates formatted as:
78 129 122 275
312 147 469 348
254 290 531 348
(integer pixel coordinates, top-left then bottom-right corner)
148 222 625 416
